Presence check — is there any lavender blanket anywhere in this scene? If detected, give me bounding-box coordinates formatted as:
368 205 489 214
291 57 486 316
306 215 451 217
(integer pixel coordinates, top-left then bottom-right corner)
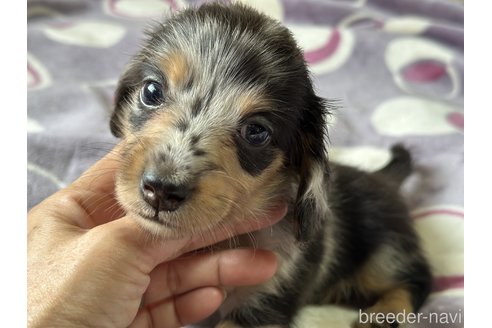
27 0 463 327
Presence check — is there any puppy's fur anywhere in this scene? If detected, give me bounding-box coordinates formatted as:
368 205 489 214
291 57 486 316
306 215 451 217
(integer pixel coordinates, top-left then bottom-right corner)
110 3 431 327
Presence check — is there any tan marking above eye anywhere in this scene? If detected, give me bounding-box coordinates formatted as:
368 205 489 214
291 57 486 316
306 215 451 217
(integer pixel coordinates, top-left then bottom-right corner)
237 90 272 116
159 51 190 89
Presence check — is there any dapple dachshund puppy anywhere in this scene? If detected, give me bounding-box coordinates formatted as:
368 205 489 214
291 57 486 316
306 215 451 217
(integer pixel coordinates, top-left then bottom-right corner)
110 3 431 327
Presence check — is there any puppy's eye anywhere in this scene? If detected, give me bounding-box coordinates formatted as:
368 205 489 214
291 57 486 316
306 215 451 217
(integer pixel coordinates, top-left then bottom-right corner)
241 123 271 146
140 81 164 107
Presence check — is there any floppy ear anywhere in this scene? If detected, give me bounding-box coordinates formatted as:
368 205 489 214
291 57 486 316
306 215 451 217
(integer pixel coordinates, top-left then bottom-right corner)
110 61 141 138
293 94 331 241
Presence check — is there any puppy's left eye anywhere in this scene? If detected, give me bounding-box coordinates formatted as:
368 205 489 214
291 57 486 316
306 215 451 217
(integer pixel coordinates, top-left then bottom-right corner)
241 123 271 146
140 81 165 107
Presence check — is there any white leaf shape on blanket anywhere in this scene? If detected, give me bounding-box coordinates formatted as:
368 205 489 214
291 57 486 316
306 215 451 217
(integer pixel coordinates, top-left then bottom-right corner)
371 96 463 136
238 0 283 20
413 206 464 277
103 0 185 18
43 21 126 48
383 16 431 35
27 162 66 189
27 118 45 133
386 37 454 74
27 53 52 90
295 305 358 328
288 25 354 75
329 146 391 172
385 37 460 99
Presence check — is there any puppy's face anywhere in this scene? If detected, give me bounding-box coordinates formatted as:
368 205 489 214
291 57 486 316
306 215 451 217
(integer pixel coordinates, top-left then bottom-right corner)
111 4 327 238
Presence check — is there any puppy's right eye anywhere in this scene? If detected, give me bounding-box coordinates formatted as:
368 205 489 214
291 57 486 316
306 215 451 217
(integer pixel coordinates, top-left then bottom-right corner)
240 123 271 146
140 81 165 107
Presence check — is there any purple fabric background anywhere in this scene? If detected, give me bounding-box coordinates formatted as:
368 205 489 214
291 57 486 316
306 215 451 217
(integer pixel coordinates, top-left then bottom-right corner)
27 0 463 326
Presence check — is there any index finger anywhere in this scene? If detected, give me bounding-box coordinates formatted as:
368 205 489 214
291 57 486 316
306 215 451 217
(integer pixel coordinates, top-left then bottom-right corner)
70 142 124 195
145 248 277 305
58 142 126 227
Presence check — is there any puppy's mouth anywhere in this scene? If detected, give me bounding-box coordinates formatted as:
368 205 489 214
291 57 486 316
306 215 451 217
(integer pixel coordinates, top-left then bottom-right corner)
137 210 180 229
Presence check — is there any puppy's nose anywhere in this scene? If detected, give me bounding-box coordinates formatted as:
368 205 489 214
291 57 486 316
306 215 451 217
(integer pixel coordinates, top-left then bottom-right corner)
140 173 190 212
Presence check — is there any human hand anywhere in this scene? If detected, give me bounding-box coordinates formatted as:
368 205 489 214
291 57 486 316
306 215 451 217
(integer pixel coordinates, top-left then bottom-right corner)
27 144 288 328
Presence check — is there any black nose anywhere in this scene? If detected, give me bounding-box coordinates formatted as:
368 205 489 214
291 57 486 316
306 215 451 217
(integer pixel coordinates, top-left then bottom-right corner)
140 173 190 212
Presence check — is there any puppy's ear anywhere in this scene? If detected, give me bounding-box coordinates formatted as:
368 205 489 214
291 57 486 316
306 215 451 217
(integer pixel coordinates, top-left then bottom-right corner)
110 61 141 138
293 94 331 241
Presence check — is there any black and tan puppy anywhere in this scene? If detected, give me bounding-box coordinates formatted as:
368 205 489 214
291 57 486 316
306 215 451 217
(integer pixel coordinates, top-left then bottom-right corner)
110 3 431 327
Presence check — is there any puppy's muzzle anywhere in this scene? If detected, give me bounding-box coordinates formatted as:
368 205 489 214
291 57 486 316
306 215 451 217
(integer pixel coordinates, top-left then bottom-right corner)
140 172 192 212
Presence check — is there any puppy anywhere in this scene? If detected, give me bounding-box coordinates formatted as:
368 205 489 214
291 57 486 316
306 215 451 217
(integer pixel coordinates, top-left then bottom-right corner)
110 3 431 327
